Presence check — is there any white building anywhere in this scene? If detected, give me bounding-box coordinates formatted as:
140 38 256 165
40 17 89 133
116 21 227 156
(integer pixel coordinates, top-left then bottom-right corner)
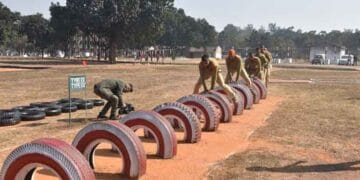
310 46 346 64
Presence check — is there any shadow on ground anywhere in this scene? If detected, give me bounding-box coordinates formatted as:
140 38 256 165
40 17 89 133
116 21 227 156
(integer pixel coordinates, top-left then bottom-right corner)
247 160 360 173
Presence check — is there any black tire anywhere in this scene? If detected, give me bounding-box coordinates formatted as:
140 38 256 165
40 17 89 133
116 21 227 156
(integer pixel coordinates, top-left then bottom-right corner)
252 77 267 99
61 104 78 113
30 102 58 107
13 106 41 112
21 110 46 121
90 99 105 106
59 98 83 104
0 110 21 126
45 107 62 116
77 100 94 110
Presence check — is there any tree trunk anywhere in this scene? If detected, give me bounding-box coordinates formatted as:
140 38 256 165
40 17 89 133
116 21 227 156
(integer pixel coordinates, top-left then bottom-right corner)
41 50 44 59
109 38 117 64
97 44 101 61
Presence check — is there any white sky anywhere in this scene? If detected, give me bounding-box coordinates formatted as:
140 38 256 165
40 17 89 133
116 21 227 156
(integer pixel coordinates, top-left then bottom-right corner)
2 0 359 32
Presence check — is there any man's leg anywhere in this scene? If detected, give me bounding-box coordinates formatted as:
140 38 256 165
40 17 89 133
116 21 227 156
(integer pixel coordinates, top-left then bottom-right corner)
99 102 111 117
265 65 271 87
216 72 236 100
193 78 203 94
109 95 119 119
95 87 115 118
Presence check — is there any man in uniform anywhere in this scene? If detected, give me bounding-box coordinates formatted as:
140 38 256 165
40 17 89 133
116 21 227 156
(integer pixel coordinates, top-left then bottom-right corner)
261 46 273 87
193 54 237 100
255 47 267 82
94 79 133 120
225 49 252 87
245 52 262 79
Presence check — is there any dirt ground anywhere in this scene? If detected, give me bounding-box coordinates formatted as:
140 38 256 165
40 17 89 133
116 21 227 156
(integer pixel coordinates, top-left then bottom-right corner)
0 59 359 179
208 69 360 179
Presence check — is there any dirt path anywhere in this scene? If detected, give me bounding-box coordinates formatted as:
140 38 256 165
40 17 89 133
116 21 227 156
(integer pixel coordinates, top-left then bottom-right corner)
100 96 284 179
32 96 283 179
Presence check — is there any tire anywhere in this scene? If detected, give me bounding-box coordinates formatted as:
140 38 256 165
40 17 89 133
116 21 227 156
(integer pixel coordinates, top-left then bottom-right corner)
0 138 95 180
58 98 83 104
72 121 146 178
119 111 177 159
0 110 21 126
229 83 254 110
250 83 261 104
30 102 58 107
45 107 62 116
213 88 244 115
61 104 78 113
202 91 234 123
153 102 201 143
177 94 220 131
90 99 105 106
77 100 94 110
252 77 267 99
13 106 41 112
21 110 46 121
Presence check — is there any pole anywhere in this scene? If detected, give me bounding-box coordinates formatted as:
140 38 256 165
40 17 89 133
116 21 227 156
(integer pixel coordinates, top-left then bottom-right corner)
68 76 71 126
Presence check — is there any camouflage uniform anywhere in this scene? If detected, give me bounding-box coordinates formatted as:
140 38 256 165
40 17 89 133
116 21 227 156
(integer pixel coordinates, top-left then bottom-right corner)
245 56 262 79
225 55 252 85
194 59 237 99
94 79 125 117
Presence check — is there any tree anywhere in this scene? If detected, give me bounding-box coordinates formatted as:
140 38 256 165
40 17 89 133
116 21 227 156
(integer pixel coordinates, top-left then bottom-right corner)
50 3 78 58
20 14 51 58
67 0 174 63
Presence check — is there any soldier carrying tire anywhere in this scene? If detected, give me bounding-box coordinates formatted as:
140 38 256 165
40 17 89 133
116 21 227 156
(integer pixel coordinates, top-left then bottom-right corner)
93 79 134 120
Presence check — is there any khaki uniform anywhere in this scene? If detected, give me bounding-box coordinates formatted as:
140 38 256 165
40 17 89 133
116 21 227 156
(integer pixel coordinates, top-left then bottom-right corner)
255 53 267 82
225 55 252 85
194 59 236 99
263 50 273 87
94 79 125 117
245 57 262 79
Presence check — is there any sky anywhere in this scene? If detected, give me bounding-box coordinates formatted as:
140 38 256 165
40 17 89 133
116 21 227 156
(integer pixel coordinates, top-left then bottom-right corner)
1 0 359 32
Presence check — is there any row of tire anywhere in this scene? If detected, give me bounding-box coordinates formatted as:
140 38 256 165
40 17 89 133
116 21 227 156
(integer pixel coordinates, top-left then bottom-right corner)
0 99 105 126
0 78 267 179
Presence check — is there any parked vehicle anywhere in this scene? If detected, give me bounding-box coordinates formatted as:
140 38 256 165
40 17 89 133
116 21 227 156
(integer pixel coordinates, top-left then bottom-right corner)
311 54 325 65
337 55 354 65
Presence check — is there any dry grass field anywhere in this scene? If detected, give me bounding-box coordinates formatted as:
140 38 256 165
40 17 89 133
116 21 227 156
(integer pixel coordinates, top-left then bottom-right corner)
208 69 360 179
0 59 359 179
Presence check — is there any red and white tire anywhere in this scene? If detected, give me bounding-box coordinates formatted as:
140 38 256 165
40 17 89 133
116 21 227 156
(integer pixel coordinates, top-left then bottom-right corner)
72 121 146 178
252 77 267 99
177 95 220 131
0 138 95 180
202 91 234 123
229 83 254 110
120 111 177 159
214 87 244 115
153 102 201 143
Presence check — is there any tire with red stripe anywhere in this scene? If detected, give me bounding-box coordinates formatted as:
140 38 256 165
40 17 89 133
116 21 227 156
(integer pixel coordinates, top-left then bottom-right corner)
0 138 95 180
229 83 254 110
153 102 201 143
177 95 220 131
202 91 234 123
213 87 244 115
120 111 177 159
72 121 146 178
252 77 267 99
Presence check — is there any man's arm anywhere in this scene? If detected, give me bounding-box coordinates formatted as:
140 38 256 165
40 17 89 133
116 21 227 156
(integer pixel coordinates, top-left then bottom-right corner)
226 58 233 82
210 66 218 90
235 57 241 81
199 66 208 91
116 83 125 108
